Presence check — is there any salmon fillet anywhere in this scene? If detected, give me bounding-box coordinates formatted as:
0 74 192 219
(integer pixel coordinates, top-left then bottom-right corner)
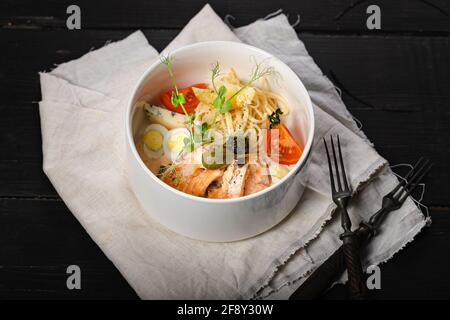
161 146 271 198
162 146 225 197
164 166 224 197
208 161 249 199
244 160 272 195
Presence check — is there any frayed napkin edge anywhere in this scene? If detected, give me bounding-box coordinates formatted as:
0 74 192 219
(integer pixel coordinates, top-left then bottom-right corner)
247 157 388 299
255 167 428 299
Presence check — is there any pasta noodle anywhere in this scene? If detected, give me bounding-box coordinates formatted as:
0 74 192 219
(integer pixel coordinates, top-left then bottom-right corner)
139 61 302 199
194 73 290 136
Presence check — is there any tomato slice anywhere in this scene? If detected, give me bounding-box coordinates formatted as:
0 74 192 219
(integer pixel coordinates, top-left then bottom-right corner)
160 83 208 114
267 123 303 165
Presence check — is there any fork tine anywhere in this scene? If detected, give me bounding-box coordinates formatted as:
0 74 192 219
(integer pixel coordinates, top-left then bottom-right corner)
407 157 424 179
399 163 433 203
393 159 429 200
323 137 336 192
402 159 430 191
390 157 424 196
330 136 342 191
337 135 350 191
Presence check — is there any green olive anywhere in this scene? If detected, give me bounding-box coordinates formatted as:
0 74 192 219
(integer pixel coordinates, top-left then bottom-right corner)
202 146 228 170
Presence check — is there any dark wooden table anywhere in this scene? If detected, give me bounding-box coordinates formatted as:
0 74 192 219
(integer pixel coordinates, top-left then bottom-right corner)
1 0 449 300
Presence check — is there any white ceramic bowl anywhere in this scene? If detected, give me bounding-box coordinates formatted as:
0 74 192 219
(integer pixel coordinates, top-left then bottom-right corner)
126 41 314 242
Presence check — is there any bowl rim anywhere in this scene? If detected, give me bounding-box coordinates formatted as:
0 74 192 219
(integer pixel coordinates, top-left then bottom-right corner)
126 40 315 204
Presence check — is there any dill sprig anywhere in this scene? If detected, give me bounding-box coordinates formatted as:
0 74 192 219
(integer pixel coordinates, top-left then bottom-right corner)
229 60 275 101
211 61 221 94
210 60 275 116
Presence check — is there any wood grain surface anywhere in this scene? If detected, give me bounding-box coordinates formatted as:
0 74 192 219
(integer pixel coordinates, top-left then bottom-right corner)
0 0 449 299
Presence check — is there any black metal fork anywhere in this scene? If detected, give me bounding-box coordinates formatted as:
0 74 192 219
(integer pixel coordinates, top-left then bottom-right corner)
290 156 433 300
324 135 366 299
358 157 433 240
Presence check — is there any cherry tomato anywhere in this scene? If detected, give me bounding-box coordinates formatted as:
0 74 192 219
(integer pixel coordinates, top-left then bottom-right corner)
160 83 208 114
267 123 303 165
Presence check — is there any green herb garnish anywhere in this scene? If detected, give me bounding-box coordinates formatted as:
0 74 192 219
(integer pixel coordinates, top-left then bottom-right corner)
212 85 233 114
210 60 275 116
211 61 221 93
210 62 232 114
228 59 275 101
160 55 188 116
182 137 194 154
161 54 195 153
193 122 208 142
171 91 185 107
268 108 283 129
157 163 180 184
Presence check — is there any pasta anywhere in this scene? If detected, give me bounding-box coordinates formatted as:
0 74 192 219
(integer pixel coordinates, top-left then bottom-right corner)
193 69 290 136
139 61 302 199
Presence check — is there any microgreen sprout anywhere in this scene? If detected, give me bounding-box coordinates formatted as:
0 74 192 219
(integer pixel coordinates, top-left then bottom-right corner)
157 163 180 184
193 122 209 143
213 85 233 114
161 54 195 152
160 55 189 116
210 61 232 121
185 113 195 127
210 60 275 117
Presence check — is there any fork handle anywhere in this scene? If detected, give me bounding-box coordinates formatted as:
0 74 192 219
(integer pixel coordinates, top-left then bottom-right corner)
341 232 366 299
289 211 394 300
368 207 389 231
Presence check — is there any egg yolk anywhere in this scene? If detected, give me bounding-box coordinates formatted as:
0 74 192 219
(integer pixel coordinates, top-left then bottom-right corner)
168 133 187 152
143 130 163 151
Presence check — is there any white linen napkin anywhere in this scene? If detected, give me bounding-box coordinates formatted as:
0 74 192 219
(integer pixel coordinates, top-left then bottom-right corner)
38 4 427 299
